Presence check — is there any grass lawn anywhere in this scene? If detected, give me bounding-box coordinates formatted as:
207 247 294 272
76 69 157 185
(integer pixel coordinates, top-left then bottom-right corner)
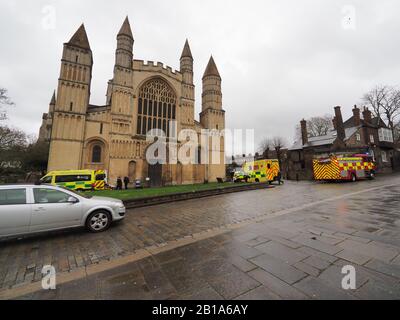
86 182 239 200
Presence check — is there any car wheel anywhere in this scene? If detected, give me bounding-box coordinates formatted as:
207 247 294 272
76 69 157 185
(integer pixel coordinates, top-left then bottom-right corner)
86 210 112 233
255 178 260 183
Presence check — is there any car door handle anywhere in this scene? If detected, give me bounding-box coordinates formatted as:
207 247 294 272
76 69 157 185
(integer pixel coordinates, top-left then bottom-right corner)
34 207 46 212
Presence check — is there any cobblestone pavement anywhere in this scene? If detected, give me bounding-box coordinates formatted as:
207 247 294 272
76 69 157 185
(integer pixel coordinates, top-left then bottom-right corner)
1 174 400 299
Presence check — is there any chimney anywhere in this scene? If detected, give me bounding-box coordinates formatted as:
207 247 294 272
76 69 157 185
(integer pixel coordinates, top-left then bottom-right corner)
334 106 346 141
300 119 308 146
363 107 372 124
332 116 337 130
353 105 361 126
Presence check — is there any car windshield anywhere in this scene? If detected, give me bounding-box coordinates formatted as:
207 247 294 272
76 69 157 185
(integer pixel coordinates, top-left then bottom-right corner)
58 186 93 199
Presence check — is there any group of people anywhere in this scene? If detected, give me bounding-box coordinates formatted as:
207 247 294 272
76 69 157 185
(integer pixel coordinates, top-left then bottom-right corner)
116 176 130 190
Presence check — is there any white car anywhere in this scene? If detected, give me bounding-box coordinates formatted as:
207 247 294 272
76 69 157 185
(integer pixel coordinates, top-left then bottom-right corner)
0 184 126 239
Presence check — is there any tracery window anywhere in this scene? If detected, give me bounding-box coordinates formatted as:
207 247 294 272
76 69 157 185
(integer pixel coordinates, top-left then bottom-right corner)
136 78 177 137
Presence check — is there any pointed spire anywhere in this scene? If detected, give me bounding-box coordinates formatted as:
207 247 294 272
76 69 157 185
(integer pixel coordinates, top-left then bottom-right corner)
203 55 220 79
180 39 193 59
118 16 133 39
50 90 56 105
68 24 91 50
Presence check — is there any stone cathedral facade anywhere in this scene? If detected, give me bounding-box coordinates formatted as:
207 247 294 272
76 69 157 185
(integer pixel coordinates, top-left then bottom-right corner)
39 17 226 186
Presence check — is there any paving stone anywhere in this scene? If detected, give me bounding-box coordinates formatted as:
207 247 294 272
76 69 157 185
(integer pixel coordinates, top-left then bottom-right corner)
353 279 400 300
245 237 270 247
208 269 260 299
364 259 400 279
338 239 398 262
302 256 332 271
334 232 372 244
391 255 400 266
230 256 258 273
336 249 372 266
267 236 303 249
250 254 307 285
291 235 342 256
248 268 309 299
293 276 357 300
298 246 338 263
293 262 320 277
179 285 224 300
235 285 281 300
254 241 309 265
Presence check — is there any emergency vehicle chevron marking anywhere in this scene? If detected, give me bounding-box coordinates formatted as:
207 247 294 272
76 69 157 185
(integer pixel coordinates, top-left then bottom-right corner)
313 155 375 181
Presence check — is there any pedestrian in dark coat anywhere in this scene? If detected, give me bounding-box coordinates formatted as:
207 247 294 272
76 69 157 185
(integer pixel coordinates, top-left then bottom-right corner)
277 171 283 185
123 176 130 190
116 177 123 190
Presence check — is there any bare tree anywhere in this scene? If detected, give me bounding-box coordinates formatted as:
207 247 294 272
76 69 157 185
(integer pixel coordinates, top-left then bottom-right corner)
307 115 333 137
0 126 27 150
259 136 287 166
272 136 288 169
259 137 273 158
295 115 333 139
271 136 288 150
362 85 388 123
363 85 400 132
382 88 400 131
0 88 14 121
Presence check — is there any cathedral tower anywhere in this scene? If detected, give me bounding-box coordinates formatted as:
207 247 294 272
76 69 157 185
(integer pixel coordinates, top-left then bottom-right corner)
108 17 135 179
180 40 195 129
108 17 134 118
200 56 226 181
47 24 93 171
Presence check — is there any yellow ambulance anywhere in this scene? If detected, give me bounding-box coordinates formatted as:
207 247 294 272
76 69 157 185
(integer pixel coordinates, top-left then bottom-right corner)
234 159 280 183
40 170 107 191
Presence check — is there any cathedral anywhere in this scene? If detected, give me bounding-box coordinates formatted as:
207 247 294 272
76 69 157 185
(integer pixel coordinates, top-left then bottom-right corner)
39 17 226 186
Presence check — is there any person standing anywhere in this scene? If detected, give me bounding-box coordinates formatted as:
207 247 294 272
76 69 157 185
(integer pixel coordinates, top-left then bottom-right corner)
277 171 283 185
123 176 130 190
116 177 123 190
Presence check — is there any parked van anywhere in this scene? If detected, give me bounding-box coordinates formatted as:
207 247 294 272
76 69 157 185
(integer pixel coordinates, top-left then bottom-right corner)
40 170 107 191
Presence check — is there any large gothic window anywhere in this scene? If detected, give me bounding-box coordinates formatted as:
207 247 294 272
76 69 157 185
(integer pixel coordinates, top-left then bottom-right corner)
137 78 177 137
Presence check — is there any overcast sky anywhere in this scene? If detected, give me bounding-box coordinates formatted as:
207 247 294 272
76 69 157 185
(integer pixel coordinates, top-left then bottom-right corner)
1 0 399 153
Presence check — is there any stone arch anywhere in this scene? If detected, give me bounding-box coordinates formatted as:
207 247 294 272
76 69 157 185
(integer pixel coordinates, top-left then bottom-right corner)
83 137 109 170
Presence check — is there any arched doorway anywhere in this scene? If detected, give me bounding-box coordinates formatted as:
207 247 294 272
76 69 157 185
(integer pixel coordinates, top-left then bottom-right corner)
128 161 136 179
148 163 162 187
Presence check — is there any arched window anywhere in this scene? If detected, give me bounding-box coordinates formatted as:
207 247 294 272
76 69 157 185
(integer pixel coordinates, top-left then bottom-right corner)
92 145 102 163
137 78 177 137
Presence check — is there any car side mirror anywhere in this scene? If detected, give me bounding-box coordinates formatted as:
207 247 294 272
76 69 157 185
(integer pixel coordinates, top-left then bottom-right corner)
67 197 78 204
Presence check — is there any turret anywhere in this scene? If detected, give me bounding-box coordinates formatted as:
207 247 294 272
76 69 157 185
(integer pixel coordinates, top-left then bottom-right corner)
49 90 56 114
115 16 134 69
201 55 222 112
179 39 195 128
180 39 193 85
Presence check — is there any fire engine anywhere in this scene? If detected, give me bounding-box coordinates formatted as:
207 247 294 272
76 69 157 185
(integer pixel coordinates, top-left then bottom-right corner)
313 154 376 182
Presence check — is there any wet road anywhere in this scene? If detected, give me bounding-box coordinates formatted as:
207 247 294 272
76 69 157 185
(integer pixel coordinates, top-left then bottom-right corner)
1 174 400 299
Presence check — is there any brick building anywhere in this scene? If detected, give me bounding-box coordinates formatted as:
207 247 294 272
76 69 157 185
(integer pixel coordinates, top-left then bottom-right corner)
288 105 396 180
